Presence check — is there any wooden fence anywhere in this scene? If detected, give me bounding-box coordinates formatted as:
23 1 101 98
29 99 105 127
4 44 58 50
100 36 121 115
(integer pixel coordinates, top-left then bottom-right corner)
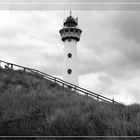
0 59 122 105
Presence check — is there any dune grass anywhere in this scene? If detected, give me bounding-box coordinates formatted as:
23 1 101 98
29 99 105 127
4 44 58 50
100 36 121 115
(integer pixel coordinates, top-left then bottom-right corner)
0 67 140 138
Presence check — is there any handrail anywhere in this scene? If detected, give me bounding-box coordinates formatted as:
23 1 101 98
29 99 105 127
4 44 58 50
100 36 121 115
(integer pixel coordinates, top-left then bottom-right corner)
0 59 122 105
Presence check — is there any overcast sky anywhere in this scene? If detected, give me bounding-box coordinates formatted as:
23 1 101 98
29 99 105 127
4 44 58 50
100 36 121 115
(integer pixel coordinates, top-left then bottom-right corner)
0 9 140 105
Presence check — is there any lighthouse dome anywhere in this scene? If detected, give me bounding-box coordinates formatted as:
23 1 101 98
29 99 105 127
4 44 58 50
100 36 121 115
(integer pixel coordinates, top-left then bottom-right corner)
64 15 77 27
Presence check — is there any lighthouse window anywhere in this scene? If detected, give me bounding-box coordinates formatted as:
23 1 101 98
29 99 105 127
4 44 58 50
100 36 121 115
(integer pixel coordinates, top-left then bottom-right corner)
67 69 72 74
70 29 74 32
68 53 72 58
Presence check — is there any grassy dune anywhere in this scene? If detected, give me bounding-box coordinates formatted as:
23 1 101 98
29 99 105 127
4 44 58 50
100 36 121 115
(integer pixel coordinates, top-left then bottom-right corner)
0 67 140 138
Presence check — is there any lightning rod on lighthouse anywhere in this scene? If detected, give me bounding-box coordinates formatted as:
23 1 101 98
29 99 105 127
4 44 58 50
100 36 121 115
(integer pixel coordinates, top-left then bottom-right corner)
59 12 82 86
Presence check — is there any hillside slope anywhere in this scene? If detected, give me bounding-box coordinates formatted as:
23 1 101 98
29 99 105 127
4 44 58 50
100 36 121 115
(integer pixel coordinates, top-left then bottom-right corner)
0 67 140 137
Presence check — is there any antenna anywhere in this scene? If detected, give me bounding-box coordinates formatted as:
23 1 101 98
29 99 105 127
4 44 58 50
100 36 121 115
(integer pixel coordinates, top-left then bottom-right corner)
76 11 79 26
70 11 72 16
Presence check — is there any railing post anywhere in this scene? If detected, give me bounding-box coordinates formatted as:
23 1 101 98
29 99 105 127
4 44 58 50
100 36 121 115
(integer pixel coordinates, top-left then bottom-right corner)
122 106 125 132
36 70 38 74
75 86 76 92
97 95 99 101
23 68 26 72
35 70 39 77
68 85 71 90
137 113 140 133
11 64 13 70
112 98 114 104
63 83 65 94
5 65 8 69
62 83 64 89
54 78 56 83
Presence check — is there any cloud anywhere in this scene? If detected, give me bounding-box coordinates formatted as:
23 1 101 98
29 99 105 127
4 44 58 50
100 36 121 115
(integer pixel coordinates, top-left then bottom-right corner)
77 11 140 104
113 11 140 44
77 11 140 81
0 11 63 75
0 10 139 104
98 73 115 85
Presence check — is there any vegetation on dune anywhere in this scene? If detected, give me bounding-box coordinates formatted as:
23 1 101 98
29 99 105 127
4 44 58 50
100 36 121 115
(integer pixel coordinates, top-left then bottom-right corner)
0 67 140 138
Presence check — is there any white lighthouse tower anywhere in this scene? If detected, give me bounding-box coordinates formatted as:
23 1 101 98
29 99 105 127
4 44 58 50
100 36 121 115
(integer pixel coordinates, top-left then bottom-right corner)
59 12 82 86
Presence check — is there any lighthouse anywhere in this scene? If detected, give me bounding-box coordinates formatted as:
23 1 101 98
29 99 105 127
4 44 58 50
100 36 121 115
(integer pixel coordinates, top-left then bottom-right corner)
59 12 82 86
